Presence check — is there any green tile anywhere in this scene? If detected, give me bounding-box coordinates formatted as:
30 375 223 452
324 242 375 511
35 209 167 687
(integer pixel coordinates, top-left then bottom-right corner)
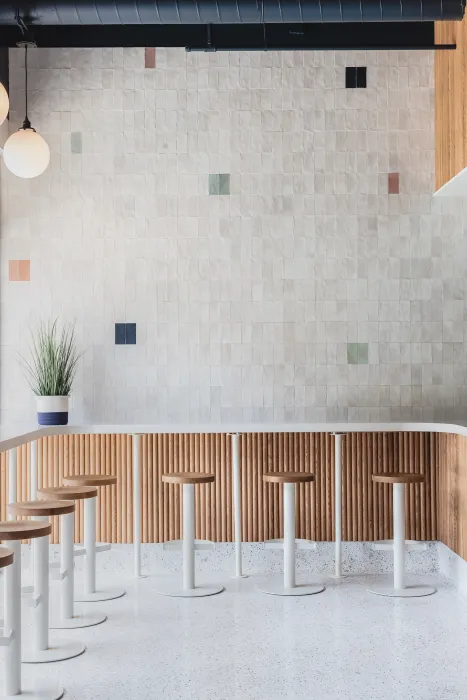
347 343 360 365
209 173 230 195
347 342 368 365
209 174 220 195
358 342 368 364
218 173 230 195
71 132 82 154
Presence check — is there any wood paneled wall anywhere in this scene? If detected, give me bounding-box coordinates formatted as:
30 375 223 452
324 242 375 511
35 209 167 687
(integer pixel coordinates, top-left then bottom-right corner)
435 19 467 190
437 432 467 561
0 432 437 545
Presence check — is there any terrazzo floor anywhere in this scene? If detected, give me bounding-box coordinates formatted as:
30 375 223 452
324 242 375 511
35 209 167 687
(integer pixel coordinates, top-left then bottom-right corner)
7 572 467 700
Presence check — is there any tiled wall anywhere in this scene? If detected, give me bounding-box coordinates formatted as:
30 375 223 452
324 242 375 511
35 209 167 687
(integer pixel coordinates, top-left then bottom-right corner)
1 47 466 425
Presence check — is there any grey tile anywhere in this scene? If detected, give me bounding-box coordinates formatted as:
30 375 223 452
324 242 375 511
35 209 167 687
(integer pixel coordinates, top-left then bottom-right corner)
71 132 82 154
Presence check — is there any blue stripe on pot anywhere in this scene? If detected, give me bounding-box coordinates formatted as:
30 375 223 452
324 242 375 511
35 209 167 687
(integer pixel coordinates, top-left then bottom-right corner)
37 411 69 426
36 396 70 426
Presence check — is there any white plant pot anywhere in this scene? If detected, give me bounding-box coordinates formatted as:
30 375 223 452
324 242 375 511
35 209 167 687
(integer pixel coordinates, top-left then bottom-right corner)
36 396 70 426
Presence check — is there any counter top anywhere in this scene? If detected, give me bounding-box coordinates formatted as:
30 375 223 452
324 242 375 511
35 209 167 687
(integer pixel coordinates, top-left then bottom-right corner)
1 420 467 452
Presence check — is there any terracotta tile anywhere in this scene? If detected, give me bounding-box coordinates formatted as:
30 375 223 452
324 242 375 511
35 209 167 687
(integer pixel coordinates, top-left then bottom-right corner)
8 260 19 281
9 260 30 281
388 172 400 194
18 260 30 281
145 48 156 69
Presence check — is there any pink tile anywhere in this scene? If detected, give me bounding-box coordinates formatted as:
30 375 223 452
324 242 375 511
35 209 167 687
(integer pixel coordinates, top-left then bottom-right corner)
9 260 30 282
388 173 400 195
145 47 156 69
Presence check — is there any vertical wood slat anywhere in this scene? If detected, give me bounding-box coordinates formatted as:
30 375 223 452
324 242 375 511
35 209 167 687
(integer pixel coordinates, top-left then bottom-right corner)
0 431 445 548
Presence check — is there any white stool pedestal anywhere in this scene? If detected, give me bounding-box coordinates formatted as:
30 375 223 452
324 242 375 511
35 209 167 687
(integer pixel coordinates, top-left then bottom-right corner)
367 474 436 598
156 474 224 598
74 496 125 603
257 473 325 597
61 475 126 603
0 524 64 700
23 518 85 663
50 511 107 629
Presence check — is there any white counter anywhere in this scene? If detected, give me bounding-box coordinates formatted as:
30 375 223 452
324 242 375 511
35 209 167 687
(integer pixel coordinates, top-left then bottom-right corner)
1 420 467 452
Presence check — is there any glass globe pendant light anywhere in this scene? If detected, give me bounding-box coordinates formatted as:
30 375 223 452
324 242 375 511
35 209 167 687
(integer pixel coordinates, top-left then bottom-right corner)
0 81 9 125
3 42 50 179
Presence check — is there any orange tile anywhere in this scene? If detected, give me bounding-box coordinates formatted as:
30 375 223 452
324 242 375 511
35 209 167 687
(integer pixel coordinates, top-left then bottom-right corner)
388 172 400 194
145 47 156 69
9 260 30 282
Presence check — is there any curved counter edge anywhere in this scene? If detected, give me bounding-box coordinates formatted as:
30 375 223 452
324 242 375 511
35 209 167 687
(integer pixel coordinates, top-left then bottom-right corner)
1 420 467 452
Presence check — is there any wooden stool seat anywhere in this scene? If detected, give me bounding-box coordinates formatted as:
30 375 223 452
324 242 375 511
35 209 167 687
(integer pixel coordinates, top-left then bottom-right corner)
0 520 52 541
63 474 117 487
0 546 14 569
162 472 215 485
372 473 425 485
8 500 75 518
39 485 98 501
263 472 315 484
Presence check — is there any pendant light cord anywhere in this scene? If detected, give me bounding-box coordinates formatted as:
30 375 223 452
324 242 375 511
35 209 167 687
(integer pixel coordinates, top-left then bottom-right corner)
22 44 32 130
24 44 28 123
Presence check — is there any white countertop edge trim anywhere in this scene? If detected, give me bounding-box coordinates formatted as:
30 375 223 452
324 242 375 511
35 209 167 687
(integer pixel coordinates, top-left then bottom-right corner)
1 421 467 452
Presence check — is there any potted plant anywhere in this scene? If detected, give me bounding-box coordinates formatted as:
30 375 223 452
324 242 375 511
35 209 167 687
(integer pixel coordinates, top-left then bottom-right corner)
21 320 82 426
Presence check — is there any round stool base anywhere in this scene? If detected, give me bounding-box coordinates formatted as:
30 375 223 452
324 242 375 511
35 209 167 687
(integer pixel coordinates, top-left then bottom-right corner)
75 587 125 603
22 639 86 664
231 574 248 579
0 679 64 700
49 610 107 629
257 577 325 597
155 580 225 598
367 582 436 598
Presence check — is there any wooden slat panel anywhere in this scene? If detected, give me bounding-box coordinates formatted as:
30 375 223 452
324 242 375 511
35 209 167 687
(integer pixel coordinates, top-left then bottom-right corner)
0 431 440 546
435 19 467 189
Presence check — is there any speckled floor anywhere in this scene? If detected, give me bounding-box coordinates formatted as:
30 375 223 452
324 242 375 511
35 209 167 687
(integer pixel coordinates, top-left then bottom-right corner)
7 572 467 700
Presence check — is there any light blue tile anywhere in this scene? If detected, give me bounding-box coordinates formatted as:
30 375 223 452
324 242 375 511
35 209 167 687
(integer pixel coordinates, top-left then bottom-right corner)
71 132 82 154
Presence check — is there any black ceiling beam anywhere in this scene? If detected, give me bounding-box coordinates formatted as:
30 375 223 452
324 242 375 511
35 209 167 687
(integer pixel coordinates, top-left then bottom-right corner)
0 22 456 50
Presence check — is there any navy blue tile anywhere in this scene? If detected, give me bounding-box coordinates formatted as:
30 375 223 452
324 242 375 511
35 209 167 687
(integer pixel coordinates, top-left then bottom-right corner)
125 323 136 345
356 66 367 88
115 323 126 345
346 66 367 88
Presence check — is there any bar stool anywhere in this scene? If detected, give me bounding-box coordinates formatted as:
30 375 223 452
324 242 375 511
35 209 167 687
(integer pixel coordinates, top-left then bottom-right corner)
257 472 325 596
39 482 120 606
16 494 106 631
7 502 86 663
0 523 63 699
155 473 224 598
367 472 436 598
61 474 125 602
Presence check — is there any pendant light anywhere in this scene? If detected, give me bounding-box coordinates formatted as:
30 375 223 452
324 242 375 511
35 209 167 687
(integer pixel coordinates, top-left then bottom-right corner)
0 81 8 125
3 42 50 179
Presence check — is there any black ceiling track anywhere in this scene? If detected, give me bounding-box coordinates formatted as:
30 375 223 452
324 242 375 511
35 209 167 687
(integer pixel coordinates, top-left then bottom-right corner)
0 22 457 50
0 0 464 25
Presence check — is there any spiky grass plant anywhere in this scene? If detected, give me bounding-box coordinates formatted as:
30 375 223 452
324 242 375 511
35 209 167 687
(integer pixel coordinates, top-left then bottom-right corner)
21 320 82 396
